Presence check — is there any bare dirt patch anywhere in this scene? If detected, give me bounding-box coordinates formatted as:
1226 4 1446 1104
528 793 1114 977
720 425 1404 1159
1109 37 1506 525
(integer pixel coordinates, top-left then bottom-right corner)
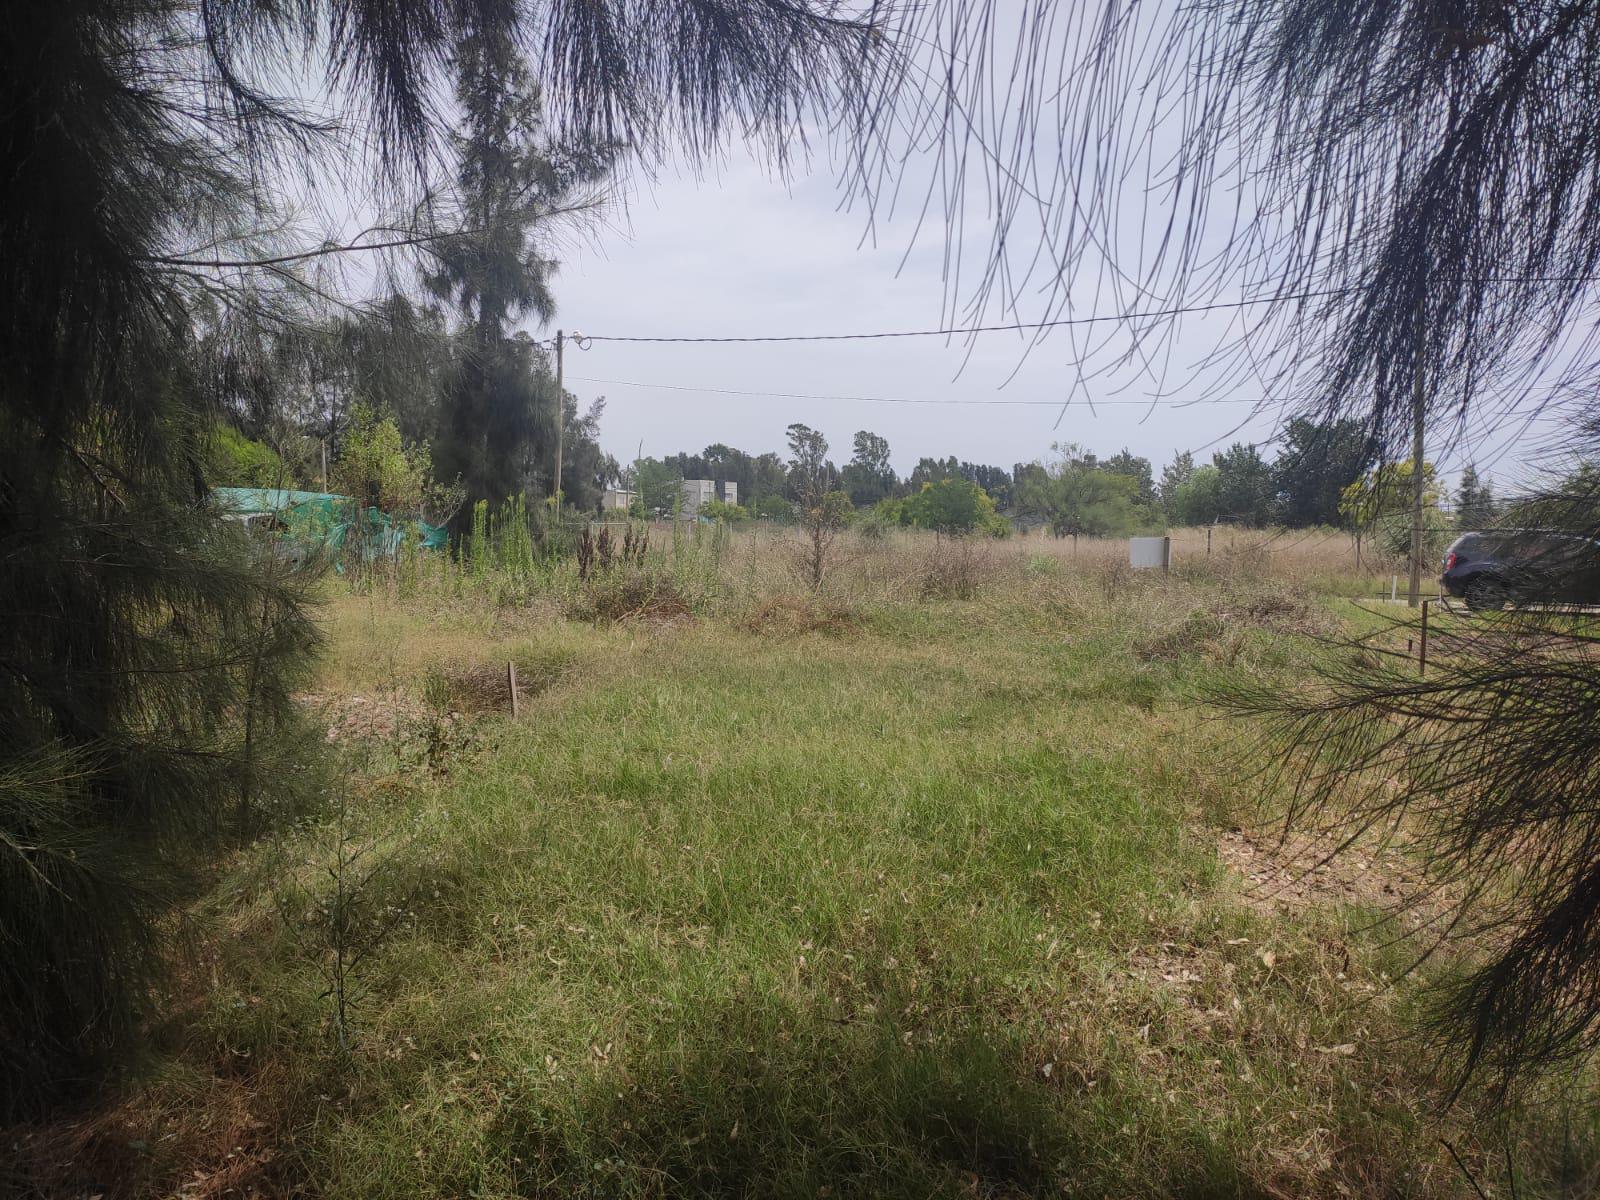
1217 828 1431 917
5 1073 285 1200
300 690 432 742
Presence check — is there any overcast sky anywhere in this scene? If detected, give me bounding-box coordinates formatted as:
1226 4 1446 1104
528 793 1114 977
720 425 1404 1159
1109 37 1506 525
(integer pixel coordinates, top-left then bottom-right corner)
551 159 1288 477
545 156 1558 488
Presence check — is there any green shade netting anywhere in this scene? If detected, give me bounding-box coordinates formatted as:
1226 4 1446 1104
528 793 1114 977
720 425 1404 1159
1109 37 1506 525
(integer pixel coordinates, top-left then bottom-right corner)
212 488 447 557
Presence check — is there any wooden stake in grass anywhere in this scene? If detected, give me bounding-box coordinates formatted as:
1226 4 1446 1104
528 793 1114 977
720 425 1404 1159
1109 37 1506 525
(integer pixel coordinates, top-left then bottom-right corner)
508 660 520 718
1419 599 1430 676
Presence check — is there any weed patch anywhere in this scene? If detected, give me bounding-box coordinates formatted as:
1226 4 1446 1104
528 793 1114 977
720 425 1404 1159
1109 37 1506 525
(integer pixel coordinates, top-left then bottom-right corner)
917 538 990 600
568 568 693 624
739 593 861 637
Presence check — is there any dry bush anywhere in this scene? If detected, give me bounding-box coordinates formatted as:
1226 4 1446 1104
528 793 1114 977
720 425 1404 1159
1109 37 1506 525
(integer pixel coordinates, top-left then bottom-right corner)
355 523 1376 629
917 537 991 600
1097 557 1136 602
740 594 860 637
422 662 517 714
1134 608 1233 663
1133 579 1330 664
569 568 692 625
1224 586 1324 635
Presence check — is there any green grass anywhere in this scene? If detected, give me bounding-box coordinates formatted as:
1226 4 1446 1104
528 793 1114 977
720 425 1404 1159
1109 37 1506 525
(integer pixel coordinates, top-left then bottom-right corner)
31 553 1600 1198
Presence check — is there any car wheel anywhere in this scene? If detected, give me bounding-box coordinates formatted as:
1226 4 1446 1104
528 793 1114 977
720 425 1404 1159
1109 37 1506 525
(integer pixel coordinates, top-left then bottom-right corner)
1465 576 1509 611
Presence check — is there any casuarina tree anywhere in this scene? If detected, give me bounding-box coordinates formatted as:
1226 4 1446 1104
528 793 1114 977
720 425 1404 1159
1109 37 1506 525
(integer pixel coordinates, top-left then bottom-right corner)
1003 0 1600 1092
426 22 613 516
0 0 908 1116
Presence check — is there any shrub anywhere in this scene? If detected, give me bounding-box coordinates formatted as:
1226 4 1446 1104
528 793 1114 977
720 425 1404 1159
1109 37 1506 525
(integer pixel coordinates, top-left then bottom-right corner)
740 594 860 636
900 477 1008 536
571 568 692 624
918 538 989 600
751 494 795 523
572 521 655 601
1024 553 1060 578
208 423 293 487
699 499 749 525
794 490 854 591
1133 608 1231 663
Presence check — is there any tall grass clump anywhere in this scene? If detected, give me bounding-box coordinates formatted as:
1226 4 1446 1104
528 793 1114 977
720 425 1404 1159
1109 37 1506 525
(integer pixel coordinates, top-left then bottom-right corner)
917 536 990 600
494 495 537 580
469 500 490 582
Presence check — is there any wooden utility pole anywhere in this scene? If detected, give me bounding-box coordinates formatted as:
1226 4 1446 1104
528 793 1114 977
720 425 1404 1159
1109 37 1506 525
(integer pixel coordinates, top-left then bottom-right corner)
553 329 565 509
1408 301 1426 608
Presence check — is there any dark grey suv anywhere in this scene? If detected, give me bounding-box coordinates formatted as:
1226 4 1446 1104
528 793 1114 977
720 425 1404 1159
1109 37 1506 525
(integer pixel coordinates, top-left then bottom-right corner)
1441 530 1600 610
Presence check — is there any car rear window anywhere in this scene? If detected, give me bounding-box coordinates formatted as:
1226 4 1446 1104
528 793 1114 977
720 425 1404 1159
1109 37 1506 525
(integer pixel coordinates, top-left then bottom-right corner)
1452 531 1599 563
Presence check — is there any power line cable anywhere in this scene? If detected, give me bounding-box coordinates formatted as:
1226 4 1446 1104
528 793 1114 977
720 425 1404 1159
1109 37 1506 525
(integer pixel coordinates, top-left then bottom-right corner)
567 374 1263 408
560 277 1600 347
567 289 1351 345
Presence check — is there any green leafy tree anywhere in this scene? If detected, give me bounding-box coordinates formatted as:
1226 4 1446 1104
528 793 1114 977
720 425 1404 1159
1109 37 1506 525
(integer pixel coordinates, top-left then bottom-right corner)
1338 461 1442 530
1101 448 1156 506
1165 465 1224 527
1340 461 1449 559
426 26 612 518
629 457 682 517
900 477 1006 536
842 430 896 506
751 493 795 523
1274 418 1371 529
557 395 615 513
749 452 791 505
907 455 959 491
784 423 839 503
1158 450 1195 517
331 407 463 526
786 424 851 589
313 296 452 457
1016 444 1148 536
208 424 295 488
657 443 790 507
333 409 428 513
1212 443 1276 528
962 464 1011 509
699 499 749 524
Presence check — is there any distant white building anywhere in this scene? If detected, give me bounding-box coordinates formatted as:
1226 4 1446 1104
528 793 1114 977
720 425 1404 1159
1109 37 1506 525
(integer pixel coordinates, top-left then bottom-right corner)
601 487 635 512
680 478 715 517
679 479 738 518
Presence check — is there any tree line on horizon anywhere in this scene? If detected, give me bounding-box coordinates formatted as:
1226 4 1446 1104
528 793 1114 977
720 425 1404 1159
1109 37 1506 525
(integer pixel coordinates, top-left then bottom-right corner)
619 416 1503 537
